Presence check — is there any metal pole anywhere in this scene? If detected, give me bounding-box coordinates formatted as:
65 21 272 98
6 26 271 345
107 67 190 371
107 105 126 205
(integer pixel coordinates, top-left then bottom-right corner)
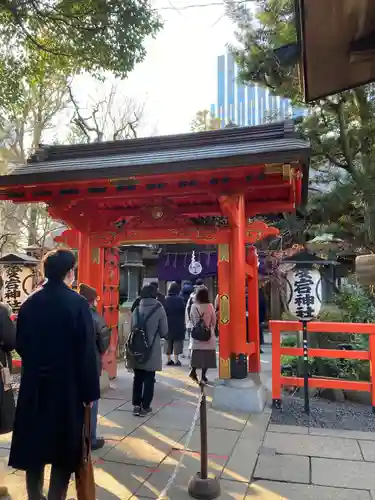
302 320 309 414
200 383 208 480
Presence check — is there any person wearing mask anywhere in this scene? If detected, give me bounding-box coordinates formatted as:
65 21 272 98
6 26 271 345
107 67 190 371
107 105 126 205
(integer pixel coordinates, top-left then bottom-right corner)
9 249 99 500
164 282 186 366
79 283 111 451
127 285 168 417
131 281 166 313
189 287 217 384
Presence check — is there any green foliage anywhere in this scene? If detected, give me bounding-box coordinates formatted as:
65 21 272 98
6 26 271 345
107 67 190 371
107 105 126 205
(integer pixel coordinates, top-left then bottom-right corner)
334 280 375 324
227 0 375 249
281 335 296 347
0 0 162 82
191 110 221 132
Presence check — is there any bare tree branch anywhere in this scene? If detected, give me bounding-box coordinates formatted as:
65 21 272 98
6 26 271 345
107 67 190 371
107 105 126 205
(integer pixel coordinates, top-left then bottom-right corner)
68 81 145 143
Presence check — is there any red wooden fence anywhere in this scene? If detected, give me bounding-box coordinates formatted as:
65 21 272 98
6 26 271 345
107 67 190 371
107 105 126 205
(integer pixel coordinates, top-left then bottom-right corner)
270 320 375 410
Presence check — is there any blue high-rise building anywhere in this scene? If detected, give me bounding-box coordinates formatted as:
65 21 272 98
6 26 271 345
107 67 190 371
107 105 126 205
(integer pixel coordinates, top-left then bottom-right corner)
211 53 307 127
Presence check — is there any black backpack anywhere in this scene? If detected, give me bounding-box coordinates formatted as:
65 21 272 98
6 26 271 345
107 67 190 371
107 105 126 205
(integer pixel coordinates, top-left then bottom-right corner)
126 304 160 364
191 311 211 342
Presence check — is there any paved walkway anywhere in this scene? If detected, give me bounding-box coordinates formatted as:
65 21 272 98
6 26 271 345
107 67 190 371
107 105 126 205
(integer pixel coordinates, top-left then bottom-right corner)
2 345 375 499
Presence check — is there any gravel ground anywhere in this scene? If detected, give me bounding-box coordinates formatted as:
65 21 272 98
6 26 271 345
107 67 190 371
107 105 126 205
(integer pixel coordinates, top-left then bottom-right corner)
271 395 375 431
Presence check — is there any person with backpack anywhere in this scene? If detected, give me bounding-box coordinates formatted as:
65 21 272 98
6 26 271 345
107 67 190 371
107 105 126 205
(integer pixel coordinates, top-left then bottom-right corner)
126 285 168 417
189 287 216 384
185 279 205 358
78 283 111 450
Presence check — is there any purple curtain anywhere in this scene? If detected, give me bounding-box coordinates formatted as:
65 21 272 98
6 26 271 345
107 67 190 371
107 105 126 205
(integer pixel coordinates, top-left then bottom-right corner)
157 252 217 281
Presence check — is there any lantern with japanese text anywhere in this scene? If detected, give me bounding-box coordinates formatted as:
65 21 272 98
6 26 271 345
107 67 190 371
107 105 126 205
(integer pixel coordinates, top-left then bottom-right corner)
286 268 322 321
0 253 40 314
282 250 325 414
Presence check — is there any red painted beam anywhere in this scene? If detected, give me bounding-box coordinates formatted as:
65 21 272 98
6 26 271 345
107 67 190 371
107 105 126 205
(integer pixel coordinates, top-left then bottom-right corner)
55 222 279 248
1 173 293 204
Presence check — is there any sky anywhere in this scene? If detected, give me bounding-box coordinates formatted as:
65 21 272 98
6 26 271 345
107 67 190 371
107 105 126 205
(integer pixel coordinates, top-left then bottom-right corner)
72 0 239 137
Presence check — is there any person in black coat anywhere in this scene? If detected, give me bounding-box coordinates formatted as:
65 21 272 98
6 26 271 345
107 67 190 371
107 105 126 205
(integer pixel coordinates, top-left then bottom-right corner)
79 283 111 451
9 249 100 500
164 282 186 366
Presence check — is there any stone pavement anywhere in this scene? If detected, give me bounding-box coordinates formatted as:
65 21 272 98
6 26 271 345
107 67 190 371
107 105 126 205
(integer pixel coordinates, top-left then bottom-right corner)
2 346 375 499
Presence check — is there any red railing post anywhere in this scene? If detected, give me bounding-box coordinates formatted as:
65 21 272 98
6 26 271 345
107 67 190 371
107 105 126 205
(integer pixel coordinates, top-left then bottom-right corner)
270 321 282 409
370 332 375 414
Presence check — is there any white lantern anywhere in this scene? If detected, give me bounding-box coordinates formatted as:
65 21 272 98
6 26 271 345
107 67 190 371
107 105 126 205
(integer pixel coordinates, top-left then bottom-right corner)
286 268 322 321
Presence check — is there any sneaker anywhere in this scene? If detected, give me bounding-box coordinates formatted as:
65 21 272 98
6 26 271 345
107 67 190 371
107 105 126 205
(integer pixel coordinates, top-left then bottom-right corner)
166 360 175 366
201 376 208 384
142 407 153 415
91 437 105 451
133 405 141 416
175 360 182 367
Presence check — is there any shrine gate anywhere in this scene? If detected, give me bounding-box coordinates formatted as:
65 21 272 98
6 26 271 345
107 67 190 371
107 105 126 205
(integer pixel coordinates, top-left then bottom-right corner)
0 121 309 394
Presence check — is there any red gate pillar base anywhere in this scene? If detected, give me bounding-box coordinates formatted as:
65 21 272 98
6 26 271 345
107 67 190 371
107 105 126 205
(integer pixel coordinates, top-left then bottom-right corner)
212 375 266 414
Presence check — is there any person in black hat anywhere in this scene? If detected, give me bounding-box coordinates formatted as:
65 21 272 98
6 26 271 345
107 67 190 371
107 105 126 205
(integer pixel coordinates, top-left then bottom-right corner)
79 283 111 450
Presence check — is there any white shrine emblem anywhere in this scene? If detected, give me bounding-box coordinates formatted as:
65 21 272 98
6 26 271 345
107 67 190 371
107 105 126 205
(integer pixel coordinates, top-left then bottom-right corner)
189 261 202 276
189 250 202 275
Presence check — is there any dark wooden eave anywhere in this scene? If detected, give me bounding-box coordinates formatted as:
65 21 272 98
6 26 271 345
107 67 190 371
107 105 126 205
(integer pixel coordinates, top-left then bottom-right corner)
0 121 310 188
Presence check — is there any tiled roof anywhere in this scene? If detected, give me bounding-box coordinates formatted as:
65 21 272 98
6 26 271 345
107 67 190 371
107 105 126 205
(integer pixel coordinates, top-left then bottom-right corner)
0 121 310 186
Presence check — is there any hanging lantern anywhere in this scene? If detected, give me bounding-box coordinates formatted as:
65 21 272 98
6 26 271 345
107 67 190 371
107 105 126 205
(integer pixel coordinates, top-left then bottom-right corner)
286 267 322 321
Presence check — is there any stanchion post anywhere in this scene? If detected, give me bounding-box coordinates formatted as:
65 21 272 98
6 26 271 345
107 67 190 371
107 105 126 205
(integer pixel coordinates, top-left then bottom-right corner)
200 384 208 480
188 383 221 500
302 320 309 414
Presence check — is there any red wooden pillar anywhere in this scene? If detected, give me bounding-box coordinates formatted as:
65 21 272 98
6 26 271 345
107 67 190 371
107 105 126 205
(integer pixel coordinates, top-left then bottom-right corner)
218 244 231 379
228 194 248 379
77 233 105 312
89 247 105 314
102 248 120 379
247 246 260 373
77 232 91 285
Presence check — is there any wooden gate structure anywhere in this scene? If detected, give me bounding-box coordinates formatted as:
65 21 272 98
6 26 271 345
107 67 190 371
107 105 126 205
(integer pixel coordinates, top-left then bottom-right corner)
0 121 309 380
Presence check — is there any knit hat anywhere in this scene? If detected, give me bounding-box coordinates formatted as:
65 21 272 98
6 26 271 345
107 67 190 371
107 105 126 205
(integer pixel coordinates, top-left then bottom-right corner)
79 283 98 303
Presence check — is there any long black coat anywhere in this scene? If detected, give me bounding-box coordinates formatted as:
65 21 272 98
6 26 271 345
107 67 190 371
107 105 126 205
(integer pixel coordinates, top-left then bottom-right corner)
165 293 186 341
9 280 100 472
